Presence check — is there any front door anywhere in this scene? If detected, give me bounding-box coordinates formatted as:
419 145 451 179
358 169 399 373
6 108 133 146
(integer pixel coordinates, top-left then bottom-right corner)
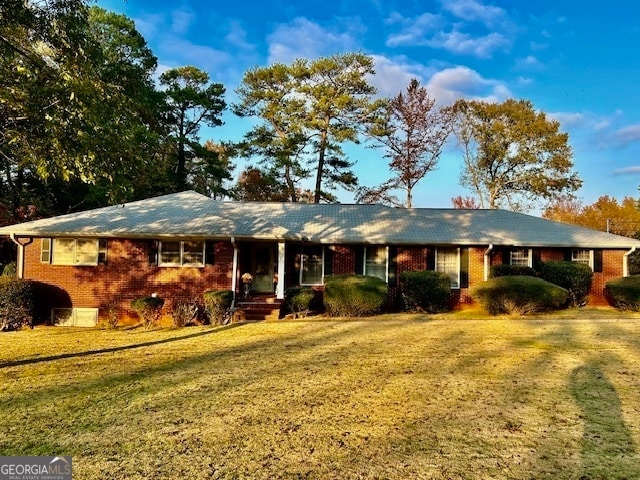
251 244 275 293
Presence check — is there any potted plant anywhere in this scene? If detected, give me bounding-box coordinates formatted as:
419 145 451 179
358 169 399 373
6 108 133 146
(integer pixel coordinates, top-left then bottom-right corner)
241 273 253 298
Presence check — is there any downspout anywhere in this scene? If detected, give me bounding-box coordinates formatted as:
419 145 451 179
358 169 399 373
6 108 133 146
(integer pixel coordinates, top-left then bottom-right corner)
231 237 239 306
623 247 636 277
484 244 494 281
9 233 24 279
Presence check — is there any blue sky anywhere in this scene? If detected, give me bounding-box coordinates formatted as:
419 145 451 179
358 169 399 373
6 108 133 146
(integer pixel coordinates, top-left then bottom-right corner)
98 0 640 211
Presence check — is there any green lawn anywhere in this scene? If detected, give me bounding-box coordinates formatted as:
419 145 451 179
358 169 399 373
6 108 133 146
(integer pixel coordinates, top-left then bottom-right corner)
2 309 640 479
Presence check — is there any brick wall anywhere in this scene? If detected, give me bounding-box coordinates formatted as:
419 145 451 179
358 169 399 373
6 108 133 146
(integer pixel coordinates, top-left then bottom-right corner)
21 238 234 324
487 246 628 305
20 237 632 322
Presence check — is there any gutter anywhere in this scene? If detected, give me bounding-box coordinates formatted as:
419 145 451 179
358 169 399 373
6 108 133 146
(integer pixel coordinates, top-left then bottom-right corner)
623 247 636 277
8 233 30 279
483 244 494 281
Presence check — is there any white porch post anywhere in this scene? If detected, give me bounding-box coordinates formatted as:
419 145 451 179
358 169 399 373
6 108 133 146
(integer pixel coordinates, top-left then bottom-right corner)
231 237 239 305
276 241 286 300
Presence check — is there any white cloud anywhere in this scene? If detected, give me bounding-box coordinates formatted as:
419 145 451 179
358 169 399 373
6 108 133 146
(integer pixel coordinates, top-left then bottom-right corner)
267 17 358 64
385 12 443 47
159 37 231 74
427 29 510 58
612 166 640 176
549 112 586 128
132 13 165 40
614 124 640 145
224 20 254 53
170 7 195 35
369 55 434 97
515 55 543 70
440 0 507 27
426 66 511 105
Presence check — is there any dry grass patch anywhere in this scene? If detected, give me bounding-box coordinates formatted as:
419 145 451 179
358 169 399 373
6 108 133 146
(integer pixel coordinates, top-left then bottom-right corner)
2 315 640 479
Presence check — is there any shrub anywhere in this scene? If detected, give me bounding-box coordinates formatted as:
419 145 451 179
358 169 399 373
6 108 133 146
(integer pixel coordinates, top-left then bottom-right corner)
171 301 199 327
538 261 593 307
471 276 568 315
0 277 35 331
1 262 16 277
284 287 316 318
399 270 451 313
323 274 388 317
489 264 537 278
104 300 119 329
130 296 165 329
203 290 234 325
606 275 640 310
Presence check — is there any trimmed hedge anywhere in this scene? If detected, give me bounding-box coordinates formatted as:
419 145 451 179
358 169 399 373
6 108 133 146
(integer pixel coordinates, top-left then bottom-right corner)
538 261 593 307
399 270 451 313
284 287 316 318
0 277 35 331
323 274 388 317
203 290 234 325
131 296 165 329
471 275 569 315
489 264 537 278
606 275 640 311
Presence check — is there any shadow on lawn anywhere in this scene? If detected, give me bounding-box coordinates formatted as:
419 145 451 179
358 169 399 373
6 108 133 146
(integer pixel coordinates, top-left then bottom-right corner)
570 358 639 478
0 323 247 369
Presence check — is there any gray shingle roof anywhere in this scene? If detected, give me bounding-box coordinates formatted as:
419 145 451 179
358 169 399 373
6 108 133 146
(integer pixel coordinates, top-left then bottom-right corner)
0 190 638 249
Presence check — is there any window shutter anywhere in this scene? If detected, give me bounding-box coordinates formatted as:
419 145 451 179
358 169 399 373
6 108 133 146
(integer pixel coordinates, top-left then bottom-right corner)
502 248 510 265
563 249 572 261
324 245 333 276
40 238 51 263
594 249 603 273
388 246 398 286
205 241 215 265
426 247 435 270
148 241 158 265
460 248 469 288
354 246 365 275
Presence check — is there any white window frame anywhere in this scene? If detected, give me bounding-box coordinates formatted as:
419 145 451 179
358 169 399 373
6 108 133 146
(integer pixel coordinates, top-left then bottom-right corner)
50 238 101 266
300 245 324 286
52 308 98 327
364 246 389 283
158 240 206 267
510 248 532 267
572 249 594 269
436 247 461 290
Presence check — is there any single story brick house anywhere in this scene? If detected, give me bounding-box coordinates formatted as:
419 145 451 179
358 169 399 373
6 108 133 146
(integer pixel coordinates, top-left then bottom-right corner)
0 190 639 326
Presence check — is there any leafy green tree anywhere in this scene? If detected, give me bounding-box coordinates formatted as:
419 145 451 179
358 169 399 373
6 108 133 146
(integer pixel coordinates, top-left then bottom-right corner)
451 98 581 211
234 53 379 203
294 53 378 203
359 78 453 207
0 0 95 215
189 140 234 199
0 2 166 216
159 66 226 191
234 63 310 202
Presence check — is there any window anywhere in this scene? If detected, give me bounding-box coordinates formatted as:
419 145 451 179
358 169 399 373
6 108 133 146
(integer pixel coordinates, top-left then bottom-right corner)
364 246 388 282
48 238 105 266
52 308 98 327
300 246 323 285
40 238 51 263
510 248 532 267
572 249 593 269
436 247 460 289
158 240 205 267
